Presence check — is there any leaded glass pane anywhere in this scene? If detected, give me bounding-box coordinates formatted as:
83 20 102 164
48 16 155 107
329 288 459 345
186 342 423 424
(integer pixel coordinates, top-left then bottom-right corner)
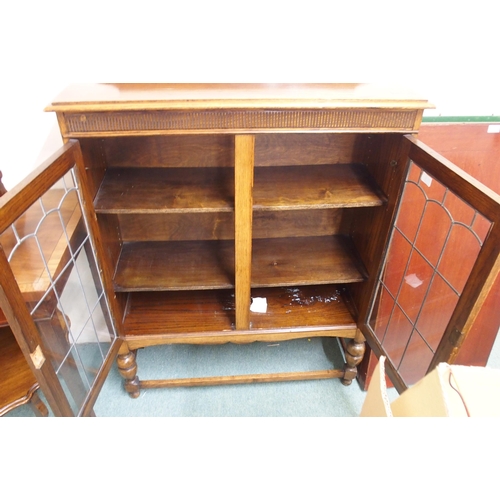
367 163 492 385
0 169 117 415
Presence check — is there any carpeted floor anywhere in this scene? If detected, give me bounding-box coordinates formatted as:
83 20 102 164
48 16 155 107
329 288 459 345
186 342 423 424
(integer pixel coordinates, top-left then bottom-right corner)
5 331 500 417
93 337 369 417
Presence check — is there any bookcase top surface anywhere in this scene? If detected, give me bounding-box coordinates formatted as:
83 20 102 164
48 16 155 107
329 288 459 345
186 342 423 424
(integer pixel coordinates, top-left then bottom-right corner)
45 83 432 113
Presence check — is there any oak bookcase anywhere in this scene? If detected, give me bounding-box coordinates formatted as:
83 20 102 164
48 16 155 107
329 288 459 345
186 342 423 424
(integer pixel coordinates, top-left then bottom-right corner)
50 83 428 397
2 84 499 415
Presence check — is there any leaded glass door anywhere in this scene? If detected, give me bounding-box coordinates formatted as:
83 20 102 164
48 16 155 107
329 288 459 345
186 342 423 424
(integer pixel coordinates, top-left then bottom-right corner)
362 135 500 393
0 141 121 416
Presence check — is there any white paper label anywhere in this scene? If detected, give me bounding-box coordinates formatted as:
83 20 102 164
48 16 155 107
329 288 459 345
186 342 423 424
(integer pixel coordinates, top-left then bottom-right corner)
420 171 433 187
250 297 267 313
487 124 500 134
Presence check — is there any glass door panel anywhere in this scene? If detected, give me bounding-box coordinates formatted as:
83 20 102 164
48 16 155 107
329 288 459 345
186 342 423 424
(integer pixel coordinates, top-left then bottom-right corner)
364 136 500 391
0 142 119 416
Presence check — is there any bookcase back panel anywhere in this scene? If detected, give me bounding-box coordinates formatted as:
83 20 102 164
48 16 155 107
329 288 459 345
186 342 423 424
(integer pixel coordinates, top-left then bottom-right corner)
116 209 344 242
254 134 366 166
118 213 235 241
102 133 371 169
103 135 235 168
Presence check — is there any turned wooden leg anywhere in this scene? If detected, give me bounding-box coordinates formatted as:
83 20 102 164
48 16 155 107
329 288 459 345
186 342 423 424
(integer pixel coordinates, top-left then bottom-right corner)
341 329 366 386
117 343 140 398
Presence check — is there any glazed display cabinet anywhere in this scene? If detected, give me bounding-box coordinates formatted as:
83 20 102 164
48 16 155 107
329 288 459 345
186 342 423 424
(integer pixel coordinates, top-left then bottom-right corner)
1 84 499 416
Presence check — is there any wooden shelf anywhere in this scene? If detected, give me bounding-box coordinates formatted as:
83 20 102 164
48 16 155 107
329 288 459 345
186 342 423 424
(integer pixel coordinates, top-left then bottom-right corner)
249 285 356 334
253 164 385 210
120 285 356 341
122 290 235 338
94 164 384 214
251 236 367 287
94 167 234 213
114 236 366 292
114 241 235 292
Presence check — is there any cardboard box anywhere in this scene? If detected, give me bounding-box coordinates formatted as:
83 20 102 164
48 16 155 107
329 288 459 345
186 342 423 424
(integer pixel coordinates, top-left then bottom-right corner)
360 356 500 417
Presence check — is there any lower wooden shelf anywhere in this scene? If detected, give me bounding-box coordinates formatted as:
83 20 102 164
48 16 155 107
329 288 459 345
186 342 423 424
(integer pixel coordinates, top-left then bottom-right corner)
115 240 235 291
251 236 367 286
121 284 357 349
249 285 356 333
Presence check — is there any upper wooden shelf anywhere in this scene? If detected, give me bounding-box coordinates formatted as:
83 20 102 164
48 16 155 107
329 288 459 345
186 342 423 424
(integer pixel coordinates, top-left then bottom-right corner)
94 164 384 214
254 164 385 210
94 167 234 213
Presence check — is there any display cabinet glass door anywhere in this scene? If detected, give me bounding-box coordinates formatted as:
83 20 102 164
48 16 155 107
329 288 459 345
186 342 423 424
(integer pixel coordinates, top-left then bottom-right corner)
363 135 500 393
0 141 120 416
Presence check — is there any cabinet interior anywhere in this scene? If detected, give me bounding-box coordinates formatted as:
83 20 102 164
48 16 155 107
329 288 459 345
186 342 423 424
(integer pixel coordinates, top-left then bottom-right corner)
79 132 403 341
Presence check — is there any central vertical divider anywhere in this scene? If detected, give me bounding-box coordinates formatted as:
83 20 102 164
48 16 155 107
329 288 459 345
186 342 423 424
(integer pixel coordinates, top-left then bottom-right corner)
234 134 255 330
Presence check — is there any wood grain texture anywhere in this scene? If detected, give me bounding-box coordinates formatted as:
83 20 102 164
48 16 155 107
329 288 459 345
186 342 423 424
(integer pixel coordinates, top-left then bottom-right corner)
78 138 108 202
234 135 254 329
46 83 431 112
251 236 367 287
121 285 356 346
113 236 367 292
116 209 343 242
103 135 234 167
103 133 364 168
253 209 343 239
122 290 235 338
254 164 385 210
114 241 235 291
95 213 123 279
349 134 411 317
93 163 383 214
139 369 345 389
249 285 356 332
72 142 126 338
117 212 235 241
94 167 234 213
254 133 365 166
